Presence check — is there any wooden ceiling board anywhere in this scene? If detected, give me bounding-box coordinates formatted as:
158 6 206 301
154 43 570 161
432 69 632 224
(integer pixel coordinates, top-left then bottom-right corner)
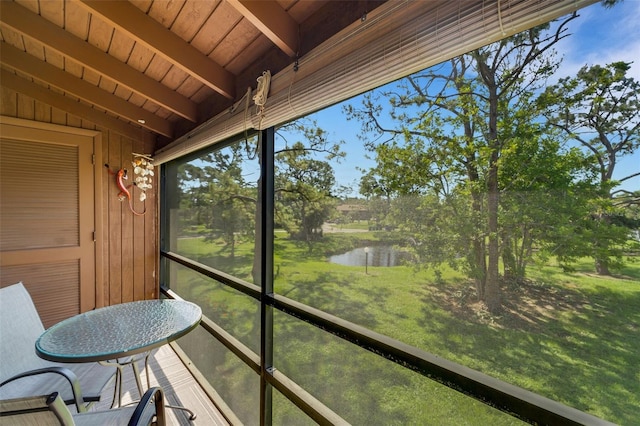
86 13 114 53
146 0 184 29
129 0 153 14
63 56 84 79
1 0 389 145
276 0 294 9
14 0 38 14
127 92 145 107
154 108 173 121
225 36 274 76
138 97 161 113
12 68 32 83
190 85 221 105
277 0 295 10
160 65 190 91
38 0 65 28
144 54 173 84
226 0 299 57
81 67 102 86
113 84 134 102
170 0 217 43
108 29 136 64
0 27 25 49
1 42 171 136
53 85 72 98
44 48 64 69
23 37 45 60
97 75 117 95
286 0 327 22
78 0 235 99
127 43 156 74
211 19 261 67
176 75 208 99
63 0 91 40
190 2 242 56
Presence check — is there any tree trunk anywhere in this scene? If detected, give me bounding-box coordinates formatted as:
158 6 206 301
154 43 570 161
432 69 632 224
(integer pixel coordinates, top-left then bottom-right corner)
595 256 611 275
472 239 487 300
469 187 487 300
502 231 516 283
483 64 501 314
594 212 612 276
485 156 501 314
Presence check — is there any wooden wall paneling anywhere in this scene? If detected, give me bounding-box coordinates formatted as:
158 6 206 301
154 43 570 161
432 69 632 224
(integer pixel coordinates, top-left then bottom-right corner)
51 104 67 126
34 99 52 122
100 128 110 307
121 135 135 303
144 131 158 300
16 91 34 119
0 117 102 323
67 113 82 128
132 134 145 302
92 125 105 311
0 87 18 116
107 131 123 304
1 91 159 307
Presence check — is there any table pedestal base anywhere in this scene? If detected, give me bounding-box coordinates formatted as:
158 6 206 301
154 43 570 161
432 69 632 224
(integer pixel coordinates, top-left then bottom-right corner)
100 352 197 420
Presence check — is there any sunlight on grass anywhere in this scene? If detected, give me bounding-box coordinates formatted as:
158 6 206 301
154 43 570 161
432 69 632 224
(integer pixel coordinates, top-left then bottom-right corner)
175 232 640 425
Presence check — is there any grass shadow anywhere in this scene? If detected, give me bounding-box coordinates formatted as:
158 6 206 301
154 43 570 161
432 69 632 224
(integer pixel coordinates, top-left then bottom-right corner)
420 277 640 424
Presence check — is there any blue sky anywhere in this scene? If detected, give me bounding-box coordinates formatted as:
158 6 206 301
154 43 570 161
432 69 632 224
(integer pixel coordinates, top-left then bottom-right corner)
289 1 639 197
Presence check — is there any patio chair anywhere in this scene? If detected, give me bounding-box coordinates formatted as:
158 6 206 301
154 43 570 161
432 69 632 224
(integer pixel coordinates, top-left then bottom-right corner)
0 386 166 425
0 282 116 413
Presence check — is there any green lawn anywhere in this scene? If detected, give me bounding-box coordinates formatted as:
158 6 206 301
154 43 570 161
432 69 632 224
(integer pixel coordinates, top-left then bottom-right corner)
174 233 640 425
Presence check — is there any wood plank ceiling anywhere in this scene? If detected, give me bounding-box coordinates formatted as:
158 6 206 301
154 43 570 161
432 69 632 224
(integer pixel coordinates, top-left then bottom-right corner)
0 0 386 148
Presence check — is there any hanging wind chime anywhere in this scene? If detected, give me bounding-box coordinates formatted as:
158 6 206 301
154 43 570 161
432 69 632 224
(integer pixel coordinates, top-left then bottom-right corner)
105 153 154 216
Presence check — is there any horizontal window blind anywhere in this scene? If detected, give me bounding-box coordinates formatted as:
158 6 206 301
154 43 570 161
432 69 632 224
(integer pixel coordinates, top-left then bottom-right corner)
154 0 597 164
0 138 79 250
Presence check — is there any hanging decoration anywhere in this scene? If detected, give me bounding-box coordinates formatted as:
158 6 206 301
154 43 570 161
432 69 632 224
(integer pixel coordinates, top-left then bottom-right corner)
131 153 154 202
254 70 271 130
104 153 154 216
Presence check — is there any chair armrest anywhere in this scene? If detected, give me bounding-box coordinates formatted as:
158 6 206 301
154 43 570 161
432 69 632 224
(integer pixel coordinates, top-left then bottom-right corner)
0 366 86 413
47 392 75 426
128 387 165 426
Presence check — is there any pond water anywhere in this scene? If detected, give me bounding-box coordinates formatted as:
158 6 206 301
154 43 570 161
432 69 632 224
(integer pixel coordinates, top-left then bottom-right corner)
328 245 410 267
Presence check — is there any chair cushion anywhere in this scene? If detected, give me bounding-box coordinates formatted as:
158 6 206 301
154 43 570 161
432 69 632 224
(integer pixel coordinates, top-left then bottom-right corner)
0 362 116 405
73 406 138 426
0 394 60 425
0 283 115 404
0 282 47 380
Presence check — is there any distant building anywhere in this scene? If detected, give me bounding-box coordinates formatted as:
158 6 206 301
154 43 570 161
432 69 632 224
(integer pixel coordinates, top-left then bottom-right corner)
336 204 370 221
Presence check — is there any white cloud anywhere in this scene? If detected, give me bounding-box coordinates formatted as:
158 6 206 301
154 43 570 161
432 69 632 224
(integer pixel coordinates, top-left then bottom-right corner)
556 1 640 81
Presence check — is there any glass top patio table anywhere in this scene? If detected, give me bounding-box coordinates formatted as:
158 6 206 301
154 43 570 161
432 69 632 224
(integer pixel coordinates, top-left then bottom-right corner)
36 299 202 363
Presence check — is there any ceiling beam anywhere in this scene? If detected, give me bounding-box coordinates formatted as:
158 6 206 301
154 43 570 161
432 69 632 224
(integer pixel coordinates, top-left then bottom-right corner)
0 1 198 122
76 0 236 99
1 70 146 140
0 42 173 138
227 0 299 57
